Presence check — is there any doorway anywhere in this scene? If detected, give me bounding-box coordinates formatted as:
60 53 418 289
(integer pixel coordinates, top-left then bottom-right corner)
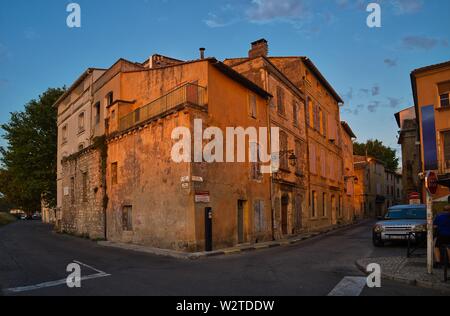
205 207 213 252
281 194 289 236
237 200 246 244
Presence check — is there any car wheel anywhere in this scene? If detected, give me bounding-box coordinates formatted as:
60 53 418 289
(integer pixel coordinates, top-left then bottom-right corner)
373 236 384 247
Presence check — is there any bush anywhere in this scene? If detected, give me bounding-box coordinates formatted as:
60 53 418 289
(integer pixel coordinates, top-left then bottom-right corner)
0 212 16 227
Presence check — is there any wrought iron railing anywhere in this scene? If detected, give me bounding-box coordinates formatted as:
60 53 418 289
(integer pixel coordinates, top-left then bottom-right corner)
119 83 207 132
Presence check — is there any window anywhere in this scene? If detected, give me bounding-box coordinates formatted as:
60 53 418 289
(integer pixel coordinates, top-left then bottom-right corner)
312 191 318 218
322 193 327 217
277 86 285 115
78 144 84 151
305 70 311 83
70 177 75 205
438 81 450 108
111 162 118 185
62 125 68 144
249 93 257 119
251 143 262 180
94 102 101 125
280 131 288 170
78 112 85 133
443 131 450 169
254 200 265 233
82 172 88 202
319 107 324 135
122 206 133 231
309 142 316 174
339 196 342 217
111 110 116 120
293 101 299 127
106 92 114 106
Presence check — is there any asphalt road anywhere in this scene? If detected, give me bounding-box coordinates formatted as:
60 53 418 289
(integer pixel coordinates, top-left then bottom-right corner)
0 220 447 296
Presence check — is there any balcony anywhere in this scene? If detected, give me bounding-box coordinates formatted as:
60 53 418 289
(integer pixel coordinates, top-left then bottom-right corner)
119 83 207 132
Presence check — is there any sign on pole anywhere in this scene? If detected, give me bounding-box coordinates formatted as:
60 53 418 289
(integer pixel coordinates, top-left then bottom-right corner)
425 171 438 275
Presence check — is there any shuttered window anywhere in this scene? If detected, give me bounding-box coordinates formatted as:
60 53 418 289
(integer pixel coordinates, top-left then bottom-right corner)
122 206 133 231
309 143 316 174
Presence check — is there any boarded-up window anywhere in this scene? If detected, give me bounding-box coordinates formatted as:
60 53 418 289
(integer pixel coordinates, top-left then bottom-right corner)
443 131 450 169
122 206 132 231
78 112 85 133
254 200 265 233
321 147 326 177
277 87 285 115
309 143 316 174
249 93 257 118
82 172 88 202
94 102 101 124
111 162 118 185
312 191 318 218
62 125 68 143
308 99 314 128
251 143 262 180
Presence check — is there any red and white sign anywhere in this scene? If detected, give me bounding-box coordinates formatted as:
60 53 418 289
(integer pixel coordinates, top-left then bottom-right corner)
409 192 421 205
425 171 438 195
195 191 210 203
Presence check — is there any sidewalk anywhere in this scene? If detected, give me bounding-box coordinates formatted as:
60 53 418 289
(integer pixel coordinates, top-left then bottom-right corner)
356 256 450 293
99 220 369 260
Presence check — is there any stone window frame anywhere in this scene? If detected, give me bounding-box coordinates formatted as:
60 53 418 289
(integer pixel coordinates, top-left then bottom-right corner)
122 205 133 232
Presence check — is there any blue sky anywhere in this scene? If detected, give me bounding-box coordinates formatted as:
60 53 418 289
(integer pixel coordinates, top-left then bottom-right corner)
0 0 449 155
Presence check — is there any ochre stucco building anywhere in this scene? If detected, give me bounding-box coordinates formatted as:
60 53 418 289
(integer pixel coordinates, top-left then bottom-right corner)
54 41 358 252
411 60 450 202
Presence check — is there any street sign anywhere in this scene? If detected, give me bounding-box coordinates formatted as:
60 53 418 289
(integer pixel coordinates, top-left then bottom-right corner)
425 171 438 195
195 191 210 203
408 192 421 205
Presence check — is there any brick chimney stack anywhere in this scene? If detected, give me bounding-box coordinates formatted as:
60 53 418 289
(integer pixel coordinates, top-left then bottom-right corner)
248 39 269 59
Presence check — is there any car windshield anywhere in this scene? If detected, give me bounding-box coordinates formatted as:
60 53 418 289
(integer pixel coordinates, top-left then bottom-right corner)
385 208 426 220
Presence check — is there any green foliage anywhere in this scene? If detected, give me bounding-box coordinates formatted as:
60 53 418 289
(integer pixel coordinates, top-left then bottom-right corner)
353 139 399 171
0 88 65 213
0 212 16 227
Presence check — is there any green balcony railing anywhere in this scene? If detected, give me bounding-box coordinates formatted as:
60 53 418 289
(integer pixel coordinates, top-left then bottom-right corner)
119 83 207 132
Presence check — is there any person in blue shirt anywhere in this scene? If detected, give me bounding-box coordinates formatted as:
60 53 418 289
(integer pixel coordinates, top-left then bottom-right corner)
434 198 450 267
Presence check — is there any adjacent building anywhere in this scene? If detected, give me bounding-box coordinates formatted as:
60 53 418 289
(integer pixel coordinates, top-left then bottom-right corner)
341 122 358 220
226 39 351 230
395 106 421 200
411 60 450 202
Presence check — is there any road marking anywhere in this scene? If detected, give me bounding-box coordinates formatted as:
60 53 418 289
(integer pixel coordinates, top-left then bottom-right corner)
3 261 111 294
327 277 367 296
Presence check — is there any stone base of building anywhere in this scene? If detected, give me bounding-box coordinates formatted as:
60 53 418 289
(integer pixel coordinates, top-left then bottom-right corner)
60 146 106 240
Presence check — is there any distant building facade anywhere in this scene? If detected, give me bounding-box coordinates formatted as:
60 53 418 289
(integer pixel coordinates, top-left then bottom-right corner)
395 106 421 200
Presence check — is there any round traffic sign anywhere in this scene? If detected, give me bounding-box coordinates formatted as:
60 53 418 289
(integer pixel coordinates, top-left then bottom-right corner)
425 171 438 195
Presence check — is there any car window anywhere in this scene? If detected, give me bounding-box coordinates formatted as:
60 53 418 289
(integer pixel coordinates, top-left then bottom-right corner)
386 208 426 220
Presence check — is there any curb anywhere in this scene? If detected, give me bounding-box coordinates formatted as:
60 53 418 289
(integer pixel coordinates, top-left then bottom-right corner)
98 220 369 261
355 259 450 293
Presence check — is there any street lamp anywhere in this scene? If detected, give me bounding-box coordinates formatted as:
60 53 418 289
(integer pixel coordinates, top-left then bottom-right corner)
279 150 297 167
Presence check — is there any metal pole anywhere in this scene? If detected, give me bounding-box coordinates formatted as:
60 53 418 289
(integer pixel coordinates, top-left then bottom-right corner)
426 191 434 274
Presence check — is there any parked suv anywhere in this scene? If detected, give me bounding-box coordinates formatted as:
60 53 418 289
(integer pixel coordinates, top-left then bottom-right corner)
373 205 427 247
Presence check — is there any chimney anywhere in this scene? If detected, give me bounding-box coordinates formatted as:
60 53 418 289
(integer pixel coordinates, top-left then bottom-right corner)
249 39 268 58
199 48 206 60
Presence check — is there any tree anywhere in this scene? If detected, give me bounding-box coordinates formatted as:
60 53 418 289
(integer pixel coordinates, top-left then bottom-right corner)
0 88 65 213
353 139 399 171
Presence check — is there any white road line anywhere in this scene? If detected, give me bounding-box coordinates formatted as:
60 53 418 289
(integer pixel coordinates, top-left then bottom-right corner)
3 261 111 294
327 277 367 296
